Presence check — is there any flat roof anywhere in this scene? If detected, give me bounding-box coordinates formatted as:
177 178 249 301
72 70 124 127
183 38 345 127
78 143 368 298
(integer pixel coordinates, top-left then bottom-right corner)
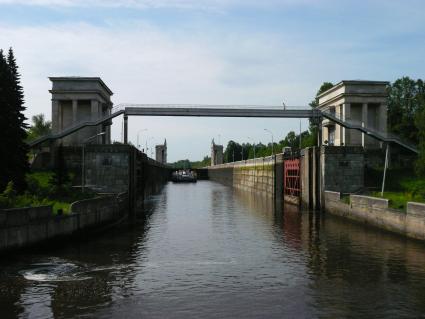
318 80 389 99
49 76 113 95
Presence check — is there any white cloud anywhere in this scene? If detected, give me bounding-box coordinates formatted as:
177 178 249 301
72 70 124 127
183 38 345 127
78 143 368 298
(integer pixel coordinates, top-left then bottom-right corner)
1 10 423 160
0 0 317 10
0 22 324 160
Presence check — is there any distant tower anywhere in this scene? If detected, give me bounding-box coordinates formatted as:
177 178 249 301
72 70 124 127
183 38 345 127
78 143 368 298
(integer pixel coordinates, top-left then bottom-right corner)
211 139 223 166
155 139 167 164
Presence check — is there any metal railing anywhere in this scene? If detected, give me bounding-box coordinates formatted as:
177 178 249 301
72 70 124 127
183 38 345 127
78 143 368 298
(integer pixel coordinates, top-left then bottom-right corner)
320 109 418 153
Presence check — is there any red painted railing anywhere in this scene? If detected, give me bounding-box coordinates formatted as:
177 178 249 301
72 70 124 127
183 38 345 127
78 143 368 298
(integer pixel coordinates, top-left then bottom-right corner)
284 158 300 197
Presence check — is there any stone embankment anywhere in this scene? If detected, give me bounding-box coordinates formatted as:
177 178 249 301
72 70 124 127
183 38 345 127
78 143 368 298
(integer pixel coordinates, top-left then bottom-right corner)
325 191 425 241
0 194 128 253
207 155 284 200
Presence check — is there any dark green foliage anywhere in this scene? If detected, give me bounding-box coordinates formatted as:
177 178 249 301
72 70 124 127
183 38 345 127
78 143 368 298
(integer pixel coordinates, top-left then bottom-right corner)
49 145 70 192
224 140 244 162
27 113 51 141
388 77 425 144
385 77 425 175
222 130 315 163
415 107 425 176
0 48 29 192
309 82 334 145
309 82 334 108
171 156 211 169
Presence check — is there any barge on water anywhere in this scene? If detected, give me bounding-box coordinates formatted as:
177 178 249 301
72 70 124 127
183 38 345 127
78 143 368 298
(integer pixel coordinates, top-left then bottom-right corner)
171 170 197 183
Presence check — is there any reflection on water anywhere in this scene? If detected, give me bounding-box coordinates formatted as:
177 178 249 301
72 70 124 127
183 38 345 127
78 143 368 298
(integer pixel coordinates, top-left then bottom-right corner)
1 181 425 318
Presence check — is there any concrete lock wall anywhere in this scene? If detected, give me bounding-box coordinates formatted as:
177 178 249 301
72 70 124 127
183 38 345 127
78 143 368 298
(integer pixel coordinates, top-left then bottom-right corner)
324 191 425 241
208 156 280 199
320 146 364 194
84 145 170 209
0 194 128 252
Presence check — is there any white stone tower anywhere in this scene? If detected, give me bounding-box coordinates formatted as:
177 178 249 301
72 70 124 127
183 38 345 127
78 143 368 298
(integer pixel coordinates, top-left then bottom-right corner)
317 80 388 148
50 77 113 145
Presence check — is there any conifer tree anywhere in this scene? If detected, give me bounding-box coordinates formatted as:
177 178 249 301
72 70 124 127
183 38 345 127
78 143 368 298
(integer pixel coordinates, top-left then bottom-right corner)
0 48 29 192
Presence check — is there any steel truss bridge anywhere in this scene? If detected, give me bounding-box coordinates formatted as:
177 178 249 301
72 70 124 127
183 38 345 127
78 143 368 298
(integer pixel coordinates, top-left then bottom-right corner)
29 104 418 153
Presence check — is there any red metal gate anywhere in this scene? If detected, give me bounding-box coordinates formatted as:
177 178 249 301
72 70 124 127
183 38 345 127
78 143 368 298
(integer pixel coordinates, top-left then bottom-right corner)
284 158 300 197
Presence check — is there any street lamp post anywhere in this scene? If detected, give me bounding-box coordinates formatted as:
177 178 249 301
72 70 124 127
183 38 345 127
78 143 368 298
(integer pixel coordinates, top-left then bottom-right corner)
264 128 274 155
137 129 147 150
82 132 106 193
247 137 256 159
146 136 155 157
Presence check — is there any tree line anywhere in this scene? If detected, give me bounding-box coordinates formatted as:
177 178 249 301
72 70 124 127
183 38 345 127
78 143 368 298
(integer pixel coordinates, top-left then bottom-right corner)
0 48 28 192
2 47 425 193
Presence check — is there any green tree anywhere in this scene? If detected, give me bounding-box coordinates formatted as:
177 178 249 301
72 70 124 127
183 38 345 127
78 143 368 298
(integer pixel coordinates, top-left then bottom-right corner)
388 77 425 144
0 48 29 192
224 140 243 163
309 82 334 108
308 82 334 146
27 113 51 141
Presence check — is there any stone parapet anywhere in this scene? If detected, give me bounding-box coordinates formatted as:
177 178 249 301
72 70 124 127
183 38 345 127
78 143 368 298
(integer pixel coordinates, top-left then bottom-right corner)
324 191 425 241
0 194 128 253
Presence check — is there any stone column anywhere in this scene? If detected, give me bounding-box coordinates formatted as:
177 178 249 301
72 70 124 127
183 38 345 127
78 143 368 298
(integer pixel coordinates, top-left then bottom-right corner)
362 103 368 147
342 103 351 145
91 100 100 143
52 99 60 134
124 115 128 144
379 104 387 133
72 100 78 124
91 100 99 120
72 100 78 144
337 104 343 146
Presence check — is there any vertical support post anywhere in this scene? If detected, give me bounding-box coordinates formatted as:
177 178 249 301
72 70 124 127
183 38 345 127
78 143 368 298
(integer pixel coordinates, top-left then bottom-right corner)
72 100 78 144
72 100 78 123
124 115 128 144
299 120 302 149
317 120 322 147
342 103 351 145
52 100 60 134
362 103 368 147
381 143 389 197
81 144 85 193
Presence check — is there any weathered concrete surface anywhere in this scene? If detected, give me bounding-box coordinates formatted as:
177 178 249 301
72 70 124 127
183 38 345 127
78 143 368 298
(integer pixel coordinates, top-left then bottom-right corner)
325 191 425 241
84 144 170 209
208 156 278 199
320 146 364 206
0 194 128 253
50 77 113 146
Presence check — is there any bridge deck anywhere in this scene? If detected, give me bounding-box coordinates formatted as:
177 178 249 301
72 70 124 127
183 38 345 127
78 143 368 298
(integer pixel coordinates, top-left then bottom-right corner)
28 104 417 153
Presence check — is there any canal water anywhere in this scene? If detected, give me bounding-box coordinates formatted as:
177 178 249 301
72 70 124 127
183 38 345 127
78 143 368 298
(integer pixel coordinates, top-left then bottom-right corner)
2 181 425 318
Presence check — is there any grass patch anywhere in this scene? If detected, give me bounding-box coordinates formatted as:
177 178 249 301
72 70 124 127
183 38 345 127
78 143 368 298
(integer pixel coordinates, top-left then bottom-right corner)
371 191 425 211
0 171 93 214
366 167 425 210
340 194 350 204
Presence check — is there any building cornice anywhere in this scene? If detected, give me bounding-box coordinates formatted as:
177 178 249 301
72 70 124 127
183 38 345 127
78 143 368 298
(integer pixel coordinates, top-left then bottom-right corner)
49 89 113 104
317 80 389 99
49 77 114 96
318 92 387 107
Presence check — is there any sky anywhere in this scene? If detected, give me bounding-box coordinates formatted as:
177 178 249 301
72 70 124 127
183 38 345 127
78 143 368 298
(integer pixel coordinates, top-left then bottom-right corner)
1 0 425 162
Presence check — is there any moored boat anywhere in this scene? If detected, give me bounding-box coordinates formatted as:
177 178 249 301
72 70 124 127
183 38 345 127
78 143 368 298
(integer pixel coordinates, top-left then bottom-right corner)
171 170 197 183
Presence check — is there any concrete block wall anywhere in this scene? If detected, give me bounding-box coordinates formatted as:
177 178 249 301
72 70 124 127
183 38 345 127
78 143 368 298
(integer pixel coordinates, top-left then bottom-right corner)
0 194 128 252
325 191 425 241
83 145 169 208
321 146 364 195
208 156 276 198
